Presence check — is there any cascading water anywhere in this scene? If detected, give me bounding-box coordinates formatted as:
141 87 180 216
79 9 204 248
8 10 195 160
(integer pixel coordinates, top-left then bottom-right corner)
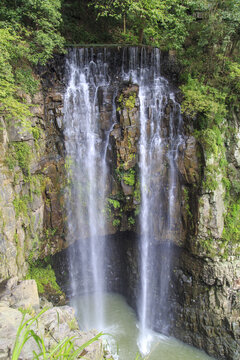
63 48 113 330
63 47 183 352
123 49 184 354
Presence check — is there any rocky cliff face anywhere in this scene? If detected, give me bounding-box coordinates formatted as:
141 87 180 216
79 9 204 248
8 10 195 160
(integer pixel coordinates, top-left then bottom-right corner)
0 48 239 360
0 56 66 281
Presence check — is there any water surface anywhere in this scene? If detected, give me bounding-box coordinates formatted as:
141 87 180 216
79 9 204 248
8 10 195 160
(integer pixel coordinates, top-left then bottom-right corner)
72 293 214 360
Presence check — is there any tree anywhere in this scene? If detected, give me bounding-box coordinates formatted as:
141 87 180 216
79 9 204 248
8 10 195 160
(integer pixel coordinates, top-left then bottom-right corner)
91 0 166 44
0 0 65 64
91 0 192 47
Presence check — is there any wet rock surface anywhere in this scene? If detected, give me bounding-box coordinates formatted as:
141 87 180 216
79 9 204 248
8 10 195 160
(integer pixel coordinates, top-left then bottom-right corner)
172 251 240 360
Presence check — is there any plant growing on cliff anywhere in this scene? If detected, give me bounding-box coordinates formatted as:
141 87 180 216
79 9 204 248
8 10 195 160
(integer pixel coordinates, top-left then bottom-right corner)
123 168 135 186
222 199 240 248
128 216 135 225
180 77 227 128
113 218 121 227
26 262 62 296
13 195 30 218
117 92 137 112
107 198 121 209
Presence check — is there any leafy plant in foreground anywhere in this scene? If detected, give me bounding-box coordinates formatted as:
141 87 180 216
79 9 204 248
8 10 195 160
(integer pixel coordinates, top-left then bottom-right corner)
11 308 103 360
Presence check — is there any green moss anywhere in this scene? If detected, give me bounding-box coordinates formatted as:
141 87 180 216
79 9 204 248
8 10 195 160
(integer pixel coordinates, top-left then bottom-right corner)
202 165 219 192
194 126 224 160
30 174 43 196
13 142 31 173
117 92 136 111
201 237 216 256
5 153 17 170
125 95 136 109
26 262 62 295
45 228 57 240
222 199 240 245
6 142 32 175
32 126 41 141
13 195 30 218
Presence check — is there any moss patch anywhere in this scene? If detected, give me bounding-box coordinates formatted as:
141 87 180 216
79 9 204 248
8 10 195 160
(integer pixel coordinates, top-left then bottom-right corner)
117 92 136 111
26 261 65 304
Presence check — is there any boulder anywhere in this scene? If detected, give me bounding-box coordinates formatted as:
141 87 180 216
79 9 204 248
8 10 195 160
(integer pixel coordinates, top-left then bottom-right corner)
0 279 40 311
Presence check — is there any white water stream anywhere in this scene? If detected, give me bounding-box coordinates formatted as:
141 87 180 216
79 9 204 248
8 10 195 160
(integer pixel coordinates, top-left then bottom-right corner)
64 48 112 329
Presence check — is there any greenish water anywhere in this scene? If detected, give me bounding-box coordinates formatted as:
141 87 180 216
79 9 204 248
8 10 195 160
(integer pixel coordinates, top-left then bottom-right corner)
72 293 214 360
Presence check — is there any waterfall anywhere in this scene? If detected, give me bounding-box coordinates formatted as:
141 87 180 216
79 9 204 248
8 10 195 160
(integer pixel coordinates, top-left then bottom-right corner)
136 52 183 354
63 47 183 349
63 48 112 329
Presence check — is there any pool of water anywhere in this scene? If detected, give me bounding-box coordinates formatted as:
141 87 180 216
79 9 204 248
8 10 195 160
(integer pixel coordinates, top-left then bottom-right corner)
71 293 214 360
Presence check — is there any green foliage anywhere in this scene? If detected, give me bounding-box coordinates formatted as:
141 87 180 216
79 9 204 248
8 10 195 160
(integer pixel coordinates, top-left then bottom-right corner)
181 77 227 127
107 198 122 227
107 198 121 209
6 142 32 180
134 206 140 216
194 126 224 159
128 216 135 225
0 0 64 128
112 218 121 227
91 0 191 47
11 308 48 360
0 0 65 65
15 68 39 96
202 165 219 192
26 263 61 295
32 126 41 141
0 28 33 122
123 168 135 186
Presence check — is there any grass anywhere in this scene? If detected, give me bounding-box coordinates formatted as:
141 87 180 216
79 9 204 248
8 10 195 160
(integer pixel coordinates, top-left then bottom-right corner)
11 308 103 360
